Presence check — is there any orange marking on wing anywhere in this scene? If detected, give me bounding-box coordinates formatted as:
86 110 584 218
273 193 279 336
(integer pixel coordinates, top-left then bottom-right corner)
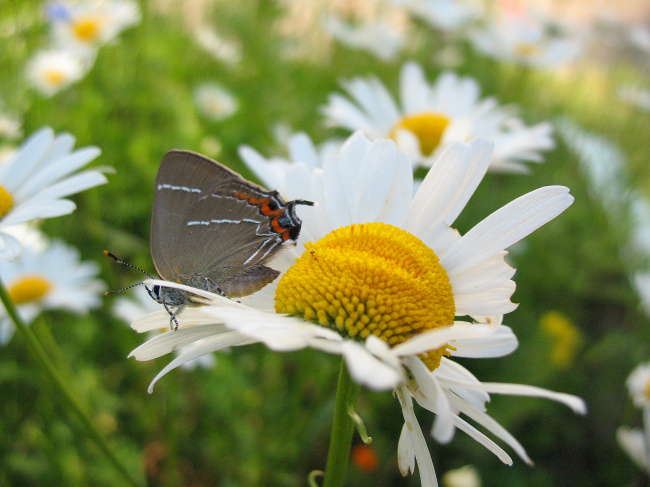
270 213 291 240
234 192 282 216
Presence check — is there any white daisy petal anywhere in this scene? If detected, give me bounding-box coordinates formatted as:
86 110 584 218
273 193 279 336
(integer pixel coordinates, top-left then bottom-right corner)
391 323 490 357
451 413 514 465
405 356 455 444
448 251 514 295
440 186 573 274
341 340 402 390
436 358 490 408
405 138 493 234
453 280 518 317
452 325 518 358
146 333 243 393
447 393 532 465
451 381 587 415
396 385 439 486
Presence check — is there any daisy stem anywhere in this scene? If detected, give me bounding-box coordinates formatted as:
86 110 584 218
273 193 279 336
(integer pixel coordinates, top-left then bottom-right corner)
0 277 143 487
322 359 361 487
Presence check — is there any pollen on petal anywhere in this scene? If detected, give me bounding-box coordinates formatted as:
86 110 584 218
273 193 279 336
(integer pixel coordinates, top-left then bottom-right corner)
8 275 53 305
390 112 451 156
275 222 456 370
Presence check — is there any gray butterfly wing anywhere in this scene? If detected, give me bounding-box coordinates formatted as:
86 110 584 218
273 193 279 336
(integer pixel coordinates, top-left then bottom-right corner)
150 150 284 297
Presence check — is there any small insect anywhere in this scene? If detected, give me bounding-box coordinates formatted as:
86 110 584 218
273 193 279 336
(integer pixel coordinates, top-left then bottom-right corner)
106 149 313 329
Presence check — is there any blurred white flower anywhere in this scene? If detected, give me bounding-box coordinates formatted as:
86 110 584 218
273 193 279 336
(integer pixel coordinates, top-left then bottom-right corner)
629 24 650 53
322 61 554 172
0 106 22 141
617 427 650 474
618 362 650 473
627 362 650 409
25 49 91 97
389 0 483 32
48 0 140 51
432 44 464 69
468 2 584 68
193 25 242 64
193 84 239 122
618 84 650 111
323 15 406 61
0 127 107 260
0 231 104 344
441 465 481 487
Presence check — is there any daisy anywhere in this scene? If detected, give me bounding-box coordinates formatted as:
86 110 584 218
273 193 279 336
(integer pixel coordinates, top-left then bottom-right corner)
25 48 90 97
193 83 239 122
467 1 584 68
321 61 554 172
0 232 104 344
47 0 141 52
618 362 650 473
0 127 107 260
129 133 585 485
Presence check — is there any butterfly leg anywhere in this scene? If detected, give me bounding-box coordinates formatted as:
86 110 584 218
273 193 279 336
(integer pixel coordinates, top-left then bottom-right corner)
163 302 181 331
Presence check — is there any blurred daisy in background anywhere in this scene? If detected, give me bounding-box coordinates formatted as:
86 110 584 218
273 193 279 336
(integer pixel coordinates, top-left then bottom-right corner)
130 133 584 485
0 231 104 344
193 25 242 64
323 14 406 61
468 0 584 68
0 104 22 141
113 286 216 370
322 61 554 172
193 83 239 122
441 465 481 487
618 362 650 474
47 0 141 53
25 48 91 97
0 127 107 260
389 0 483 33
618 84 650 111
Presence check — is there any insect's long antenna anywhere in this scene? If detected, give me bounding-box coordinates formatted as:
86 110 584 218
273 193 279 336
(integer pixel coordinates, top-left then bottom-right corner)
103 250 156 296
104 250 155 279
105 281 146 295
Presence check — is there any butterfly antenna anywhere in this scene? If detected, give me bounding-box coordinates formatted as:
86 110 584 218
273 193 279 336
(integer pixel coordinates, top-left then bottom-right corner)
103 250 156 295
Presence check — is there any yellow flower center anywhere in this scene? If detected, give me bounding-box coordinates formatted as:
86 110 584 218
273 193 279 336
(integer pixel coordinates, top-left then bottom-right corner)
72 16 102 42
44 69 67 87
8 275 53 305
275 222 456 370
515 42 541 58
389 112 451 157
0 185 14 219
